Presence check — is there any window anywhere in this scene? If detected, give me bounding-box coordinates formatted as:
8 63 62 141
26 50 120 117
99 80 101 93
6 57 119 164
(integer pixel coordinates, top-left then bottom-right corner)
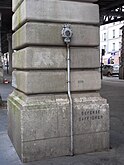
119 29 122 37
103 33 106 41
113 30 115 38
119 42 122 49
103 25 106 30
103 45 106 51
112 43 115 51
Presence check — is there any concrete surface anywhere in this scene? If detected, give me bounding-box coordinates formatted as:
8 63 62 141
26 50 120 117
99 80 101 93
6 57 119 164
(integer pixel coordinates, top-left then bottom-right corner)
12 0 23 12
13 0 99 30
12 0 98 13
12 70 101 94
12 23 99 49
0 76 124 164
13 47 99 69
8 91 109 162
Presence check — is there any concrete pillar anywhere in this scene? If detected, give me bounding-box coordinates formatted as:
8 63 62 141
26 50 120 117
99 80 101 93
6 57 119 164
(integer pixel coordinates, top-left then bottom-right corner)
119 26 124 79
7 33 12 75
8 0 109 162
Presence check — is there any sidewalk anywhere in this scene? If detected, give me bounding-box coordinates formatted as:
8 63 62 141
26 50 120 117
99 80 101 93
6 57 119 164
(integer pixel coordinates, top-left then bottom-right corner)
0 73 13 101
0 83 13 101
0 77 124 165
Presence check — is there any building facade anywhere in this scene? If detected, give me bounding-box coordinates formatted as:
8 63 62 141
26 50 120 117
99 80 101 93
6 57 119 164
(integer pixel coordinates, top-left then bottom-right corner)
100 21 124 64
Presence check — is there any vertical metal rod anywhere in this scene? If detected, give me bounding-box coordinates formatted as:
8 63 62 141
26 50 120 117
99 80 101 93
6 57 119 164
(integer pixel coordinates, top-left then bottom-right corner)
101 54 103 79
67 44 74 156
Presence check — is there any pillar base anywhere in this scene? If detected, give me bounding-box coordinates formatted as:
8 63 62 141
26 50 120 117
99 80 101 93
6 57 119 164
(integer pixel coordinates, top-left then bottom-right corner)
119 65 124 79
8 91 109 162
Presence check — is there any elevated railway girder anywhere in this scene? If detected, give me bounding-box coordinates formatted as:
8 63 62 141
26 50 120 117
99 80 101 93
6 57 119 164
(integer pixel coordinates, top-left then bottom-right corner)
98 0 124 25
100 5 124 25
0 0 12 53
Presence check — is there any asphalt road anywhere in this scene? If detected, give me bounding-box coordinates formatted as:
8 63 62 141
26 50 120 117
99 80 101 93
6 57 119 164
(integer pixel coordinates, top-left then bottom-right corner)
100 77 124 152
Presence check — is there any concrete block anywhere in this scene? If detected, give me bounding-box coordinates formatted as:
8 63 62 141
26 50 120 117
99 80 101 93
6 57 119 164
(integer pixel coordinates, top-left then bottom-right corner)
12 0 98 12
12 47 99 69
74 132 109 154
71 71 101 92
71 48 100 69
22 101 70 141
73 96 109 134
8 91 70 139
8 91 109 162
23 137 70 162
13 47 67 69
12 0 23 12
12 0 99 30
12 23 99 49
8 98 21 158
8 92 70 162
12 70 67 94
12 70 101 94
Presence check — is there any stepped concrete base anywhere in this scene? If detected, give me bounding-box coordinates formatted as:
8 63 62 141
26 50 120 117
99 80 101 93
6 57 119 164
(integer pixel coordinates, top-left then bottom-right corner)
8 91 109 162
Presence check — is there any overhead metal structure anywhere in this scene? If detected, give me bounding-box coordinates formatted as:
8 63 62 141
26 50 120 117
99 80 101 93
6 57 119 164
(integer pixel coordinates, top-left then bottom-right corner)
0 0 124 53
0 0 12 54
97 0 124 25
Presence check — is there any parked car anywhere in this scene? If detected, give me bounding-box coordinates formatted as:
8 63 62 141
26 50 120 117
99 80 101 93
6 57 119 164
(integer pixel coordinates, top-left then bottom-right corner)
112 64 119 75
102 64 113 76
102 64 119 76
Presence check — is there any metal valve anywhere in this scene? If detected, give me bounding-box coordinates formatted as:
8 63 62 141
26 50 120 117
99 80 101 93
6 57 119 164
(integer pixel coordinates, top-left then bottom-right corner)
61 24 73 44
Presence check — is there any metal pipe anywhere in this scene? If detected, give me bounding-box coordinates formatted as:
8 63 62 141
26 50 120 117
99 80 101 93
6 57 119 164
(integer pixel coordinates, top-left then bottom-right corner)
67 44 74 156
61 24 73 155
